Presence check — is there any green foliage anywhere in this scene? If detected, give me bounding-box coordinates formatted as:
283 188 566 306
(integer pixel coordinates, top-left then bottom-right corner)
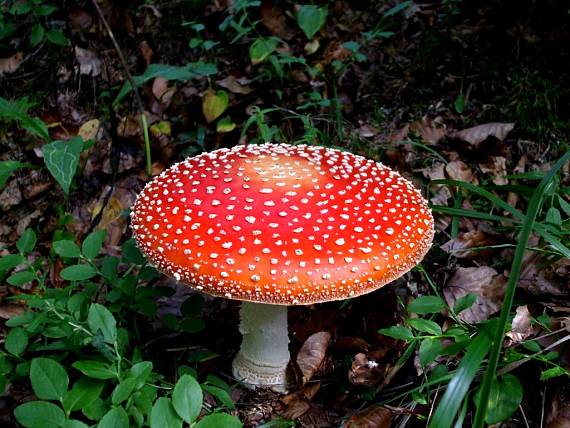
297 5 327 39
0 96 50 140
1 222 237 427
42 137 84 194
0 160 32 189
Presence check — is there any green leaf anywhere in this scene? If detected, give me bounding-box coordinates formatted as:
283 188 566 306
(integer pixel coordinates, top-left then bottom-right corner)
87 303 117 344
150 397 182 428
419 338 443 366
378 325 414 341
63 420 88 428
453 293 477 314
82 397 107 421
113 62 217 106
46 29 69 46
454 93 465 114
99 406 129 428
0 96 50 140
474 374 523 424
17 228 37 253
7 270 35 286
407 296 446 314
53 240 81 258
121 238 145 264
30 357 69 400
202 90 229 123
195 413 243 428
42 137 83 194
297 5 327 39
249 37 279 65
130 361 153 388
0 161 30 189
14 401 65 428
60 264 97 280
216 117 236 133
5 327 28 356
540 366 568 381
82 230 107 259
408 318 442 336
201 385 235 409
72 360 117 380
62 377 105 412
111 377 137 405
172 374 203 423
0 253 24 272
30 24 45 46
36 5 57 16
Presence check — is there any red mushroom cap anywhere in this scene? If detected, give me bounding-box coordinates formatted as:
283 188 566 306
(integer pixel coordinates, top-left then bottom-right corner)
131 144 434 305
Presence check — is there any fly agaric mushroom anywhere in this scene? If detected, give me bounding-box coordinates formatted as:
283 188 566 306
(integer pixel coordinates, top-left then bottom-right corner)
130 143 434 392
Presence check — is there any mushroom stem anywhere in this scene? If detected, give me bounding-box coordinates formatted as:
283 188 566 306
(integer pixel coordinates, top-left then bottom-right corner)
232 302 289 392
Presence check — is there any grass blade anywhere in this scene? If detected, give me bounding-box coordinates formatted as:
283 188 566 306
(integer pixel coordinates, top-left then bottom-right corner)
428 325 494 428
472 151 570 428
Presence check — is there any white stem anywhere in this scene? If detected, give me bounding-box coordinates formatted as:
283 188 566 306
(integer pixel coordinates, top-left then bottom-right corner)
232 302 289 392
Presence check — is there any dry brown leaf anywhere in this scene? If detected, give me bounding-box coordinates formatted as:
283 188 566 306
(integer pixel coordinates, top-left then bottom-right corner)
280 383 320 419
74 47 101 76
296 331 331 384
423 162 452 205
441 230 496 259
506 305 537 344
152 77 176 105
0 304 25 319
409 118 447 145
453 122 515 146
446 160 478 184
0 52 23 75
348 353 384 387
78 119 100 142
138 40 154 65
444 267 507 323
345 405 392 428
519 251 570 297
546 395 570 428
260 0 295 40
216 76 253 95
479 156 508 185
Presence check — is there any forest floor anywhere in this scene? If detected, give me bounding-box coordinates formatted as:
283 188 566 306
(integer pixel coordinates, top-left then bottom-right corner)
0 1 569 427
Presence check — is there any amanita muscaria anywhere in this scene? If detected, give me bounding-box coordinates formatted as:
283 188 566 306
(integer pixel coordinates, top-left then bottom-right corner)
131 143 434 392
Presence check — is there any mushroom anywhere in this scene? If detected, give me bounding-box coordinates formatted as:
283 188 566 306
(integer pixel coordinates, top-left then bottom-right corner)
130 143 434 392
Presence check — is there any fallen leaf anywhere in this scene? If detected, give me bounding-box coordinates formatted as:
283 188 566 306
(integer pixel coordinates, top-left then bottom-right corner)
453 122 515 146
345 405 392 428
441 230 498 259
152 77 175 105
506 305 538 344
202 90 229 123
78 119 100 142
446 160 478 184
409 118 447 145
138 40 154 65
296 331 331 384
349 353 384 387
479 156 508 185
74 47 101 76
0 304 25 319
69 7 93 30
0 52 24 75
424 161 452 205
280 383 320 419
518 251 570 298
260 0 295 40
217 76 253 95
444 267 507 323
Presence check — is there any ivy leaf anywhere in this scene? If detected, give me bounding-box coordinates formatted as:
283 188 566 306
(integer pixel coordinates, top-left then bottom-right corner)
42 137 83 194
202 90 229 123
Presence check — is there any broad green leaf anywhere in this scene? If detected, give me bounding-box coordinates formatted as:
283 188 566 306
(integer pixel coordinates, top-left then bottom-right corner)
540 366 568 380
474 374 523 424
111 377 137 405
378 325 414 341
419 338 443 366
202 90 229 123
121 238 145 264
60 264 97 280
0 253 24 272
36 5 57 16
150 397 182 428
72 360 117 380
87 303 117 344
195 413 243 428
63 420 88 428
42 137 83 194
82 397 107 421
99 406 129 428
130 361 153 388
7 270 35 286
113 62 217 106
30 357 69 400
46 29 69 46
5 327 28 356
0 96 49 140
14 401 65 428
17 228 37 253
172 374 203 423
297 5 327 39
82 230 107 259
453 293 477 314
216 117 236 133
63 377 105 412
0 161 30 189
201 385 235 409
30 24 45 46
53 240 81 258
408 318 442 336
249 37 279 65
407 295 446 314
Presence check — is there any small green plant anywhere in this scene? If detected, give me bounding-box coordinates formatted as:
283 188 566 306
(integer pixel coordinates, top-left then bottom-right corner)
1 226 242 427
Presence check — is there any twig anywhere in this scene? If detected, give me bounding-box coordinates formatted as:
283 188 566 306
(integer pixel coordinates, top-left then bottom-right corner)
90 0 152 176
